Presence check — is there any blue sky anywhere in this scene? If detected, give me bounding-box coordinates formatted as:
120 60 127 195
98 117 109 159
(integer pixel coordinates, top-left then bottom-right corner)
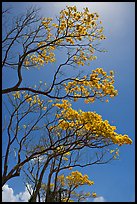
2 2 135 202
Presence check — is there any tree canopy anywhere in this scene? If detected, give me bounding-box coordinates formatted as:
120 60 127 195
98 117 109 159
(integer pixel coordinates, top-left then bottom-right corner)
2 5 132 202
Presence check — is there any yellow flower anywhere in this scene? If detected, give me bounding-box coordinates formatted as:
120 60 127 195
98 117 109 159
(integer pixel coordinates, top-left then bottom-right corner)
64 152 71 156
63 157 68 161
115 151 119 155
12 91 20 99
26 97 33 102
57 174 65 186
85 192 91 196
92 192 97 198
24 59 30 66
50 183 54 188
52 23 58 28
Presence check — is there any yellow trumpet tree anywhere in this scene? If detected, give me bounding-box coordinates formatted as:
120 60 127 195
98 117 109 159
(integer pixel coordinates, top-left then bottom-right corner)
2 5 132 202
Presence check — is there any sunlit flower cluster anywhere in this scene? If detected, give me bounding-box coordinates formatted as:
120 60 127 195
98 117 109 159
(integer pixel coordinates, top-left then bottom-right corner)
24 94 43 107
92 192 97 198
12 91 46 110
12 91 20 99
57 171 94 189
55 6 106 66
64 68 118 103
61 198 73 202
73 49 97 66
110 148 119 159
66 171 94 187
41 17 53 28
24 45 56 68
24 6 106 69
57 174 65 186
54 146 71 161
57 171 96 202
58 6 105 40
53 100 132 146
114 135 132 146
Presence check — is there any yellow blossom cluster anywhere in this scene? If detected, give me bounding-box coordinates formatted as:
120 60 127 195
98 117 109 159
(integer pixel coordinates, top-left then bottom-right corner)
110 148 119 159
24 51 55 68
53 100 132 146
54 99 71 109
61 198 73 202
12 91 20 99
24 94 44 107
41 19 53 40
29 54 45 66
66 171 94 187
58 6 105 41
37 42 56 62
63 151 71 161
12 91 47 110
56 6 106 66
24 17 56 68
55 146 71 161
24 59 30 67
41 17 53 28
64 68 118 103
114 135 132 146
56 145 65 153
92 192 97 198
85 192 91 197
63 191 95 202
57 174 65 186
57 171 94 189
73 49 97 66
25 6 106 68
41 183 54 191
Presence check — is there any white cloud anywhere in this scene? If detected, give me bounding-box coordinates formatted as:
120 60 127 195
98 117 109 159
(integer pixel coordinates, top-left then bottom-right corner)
2 184 17 202
93 196 106 202
2 184 32 202
31 155 46 163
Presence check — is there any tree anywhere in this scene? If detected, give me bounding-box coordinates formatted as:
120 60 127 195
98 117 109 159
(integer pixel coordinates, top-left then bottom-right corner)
2 5 132 202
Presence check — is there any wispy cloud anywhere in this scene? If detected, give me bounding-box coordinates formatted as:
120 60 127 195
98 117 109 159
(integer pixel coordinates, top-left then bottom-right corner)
93 196 106 202
2 184 32 202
